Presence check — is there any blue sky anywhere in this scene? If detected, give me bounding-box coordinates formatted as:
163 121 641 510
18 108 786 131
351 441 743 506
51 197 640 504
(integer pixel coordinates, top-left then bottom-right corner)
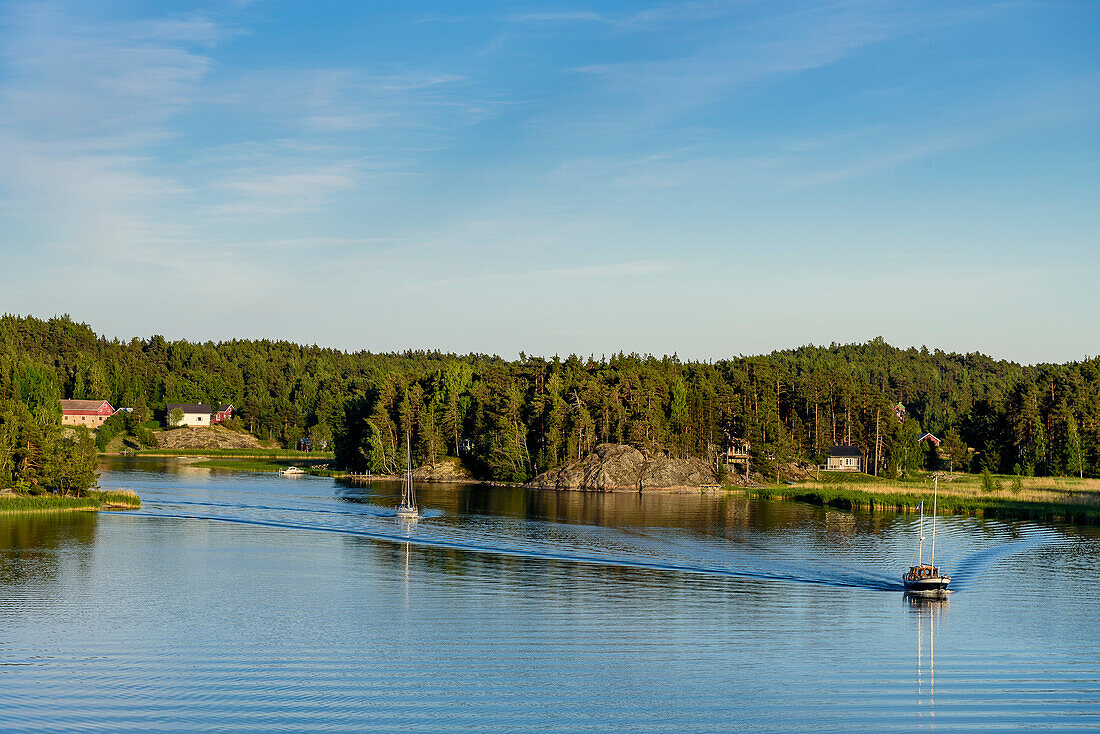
1 0 1097 363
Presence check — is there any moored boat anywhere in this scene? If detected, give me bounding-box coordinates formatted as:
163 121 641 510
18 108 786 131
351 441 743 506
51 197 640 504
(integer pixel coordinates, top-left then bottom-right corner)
396 432 419 521
280 466 306 476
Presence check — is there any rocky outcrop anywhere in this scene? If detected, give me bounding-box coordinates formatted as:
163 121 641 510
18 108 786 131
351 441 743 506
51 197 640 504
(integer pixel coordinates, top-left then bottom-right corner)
155 425 267 450
526 443 716 492
411 457 473 482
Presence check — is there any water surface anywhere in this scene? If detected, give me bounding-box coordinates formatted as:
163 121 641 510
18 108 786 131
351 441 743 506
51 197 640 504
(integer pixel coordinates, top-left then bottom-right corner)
1 458 1097 732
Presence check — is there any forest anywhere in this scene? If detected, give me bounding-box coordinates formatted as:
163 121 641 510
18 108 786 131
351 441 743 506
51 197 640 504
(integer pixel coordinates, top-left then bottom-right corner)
0 313 1096 484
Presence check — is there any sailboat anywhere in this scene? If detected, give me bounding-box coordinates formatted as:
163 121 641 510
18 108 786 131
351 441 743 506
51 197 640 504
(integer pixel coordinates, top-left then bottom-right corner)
396 432 419 521
903 475 950 595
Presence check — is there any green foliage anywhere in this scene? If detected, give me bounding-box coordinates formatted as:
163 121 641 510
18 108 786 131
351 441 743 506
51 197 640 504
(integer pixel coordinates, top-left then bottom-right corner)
980 469 1002 494
95 414 127 451
1 315 1099 484
0 400 99 493
942 428 969 472
892 419 923 478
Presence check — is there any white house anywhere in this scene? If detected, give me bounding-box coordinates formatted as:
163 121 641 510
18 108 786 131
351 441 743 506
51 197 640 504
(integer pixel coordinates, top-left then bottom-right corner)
166 403 214 428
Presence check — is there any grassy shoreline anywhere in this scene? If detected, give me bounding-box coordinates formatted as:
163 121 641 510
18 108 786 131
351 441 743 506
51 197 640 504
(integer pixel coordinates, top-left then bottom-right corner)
116 449 335 459
0 489 141 514
735 472 1100 524
193 458 333 473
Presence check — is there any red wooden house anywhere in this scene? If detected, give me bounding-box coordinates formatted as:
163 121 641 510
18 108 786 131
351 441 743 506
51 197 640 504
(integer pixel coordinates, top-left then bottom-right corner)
60 399 115 429
918 433 941 447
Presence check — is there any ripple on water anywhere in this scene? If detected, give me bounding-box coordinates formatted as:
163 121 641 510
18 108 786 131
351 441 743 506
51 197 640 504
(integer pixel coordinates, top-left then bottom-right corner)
0 463 1095 732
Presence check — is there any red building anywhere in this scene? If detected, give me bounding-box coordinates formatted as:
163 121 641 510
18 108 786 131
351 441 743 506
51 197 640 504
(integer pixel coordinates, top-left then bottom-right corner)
60 399 115 429
212 404 234 424
918 433 941 447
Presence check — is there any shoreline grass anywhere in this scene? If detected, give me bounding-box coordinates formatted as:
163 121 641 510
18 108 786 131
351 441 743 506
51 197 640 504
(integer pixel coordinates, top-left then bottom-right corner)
192 458 335 474
123 448 334 459
0 489 141 514
737 471 1100 524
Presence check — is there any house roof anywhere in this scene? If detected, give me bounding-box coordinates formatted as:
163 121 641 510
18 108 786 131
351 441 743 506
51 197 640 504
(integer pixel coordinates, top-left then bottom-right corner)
919 433 941 445
167 403 233 414
59 399 111 412
166 403 212 414
828 445 863 458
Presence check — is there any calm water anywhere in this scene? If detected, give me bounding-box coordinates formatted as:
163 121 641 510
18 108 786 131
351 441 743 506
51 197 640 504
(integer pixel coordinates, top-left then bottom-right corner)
1 458 1097 732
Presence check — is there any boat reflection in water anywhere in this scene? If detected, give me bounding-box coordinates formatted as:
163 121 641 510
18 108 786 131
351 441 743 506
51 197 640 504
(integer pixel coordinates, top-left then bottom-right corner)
908 594 948 715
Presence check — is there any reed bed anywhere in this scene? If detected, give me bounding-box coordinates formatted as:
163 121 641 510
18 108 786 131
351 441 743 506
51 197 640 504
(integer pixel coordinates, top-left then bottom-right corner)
742 472 1100 524
134 448 334 459
0 488 141 514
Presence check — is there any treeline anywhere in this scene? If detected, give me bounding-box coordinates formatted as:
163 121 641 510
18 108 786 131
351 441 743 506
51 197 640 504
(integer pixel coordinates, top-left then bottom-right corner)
1 314 1097 482
0 400 99 493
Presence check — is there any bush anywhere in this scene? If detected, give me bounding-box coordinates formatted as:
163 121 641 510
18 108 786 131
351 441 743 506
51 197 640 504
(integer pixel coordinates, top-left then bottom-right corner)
133 426 157 448
221 416 245 432
95 415 126 452
980 469 1002 494
1010 474 1023 495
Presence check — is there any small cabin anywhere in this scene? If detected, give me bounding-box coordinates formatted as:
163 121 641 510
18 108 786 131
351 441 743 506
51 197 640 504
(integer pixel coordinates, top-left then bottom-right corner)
60 399 115 428
826 445 862 472
918 432 941 447
721 438 751 465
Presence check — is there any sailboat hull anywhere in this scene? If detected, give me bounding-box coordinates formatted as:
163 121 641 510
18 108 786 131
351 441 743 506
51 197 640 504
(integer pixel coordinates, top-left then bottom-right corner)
903 576 950 595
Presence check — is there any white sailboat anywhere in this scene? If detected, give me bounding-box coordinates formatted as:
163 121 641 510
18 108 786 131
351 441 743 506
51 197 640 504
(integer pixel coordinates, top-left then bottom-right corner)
903 475 950 595
396 432 419 521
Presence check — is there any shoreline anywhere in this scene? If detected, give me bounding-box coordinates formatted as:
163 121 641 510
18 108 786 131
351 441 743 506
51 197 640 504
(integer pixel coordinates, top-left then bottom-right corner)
145 456 1099 525
743 484 1100 525
0 488 142 515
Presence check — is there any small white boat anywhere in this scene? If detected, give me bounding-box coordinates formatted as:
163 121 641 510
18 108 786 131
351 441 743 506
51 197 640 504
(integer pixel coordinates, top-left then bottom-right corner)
280 466 306 476
396 432 419 521
903 476 950 596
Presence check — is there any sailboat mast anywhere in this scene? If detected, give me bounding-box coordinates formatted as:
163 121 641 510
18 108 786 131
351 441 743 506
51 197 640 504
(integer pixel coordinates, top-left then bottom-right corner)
918 497 925 566
931 476 938 566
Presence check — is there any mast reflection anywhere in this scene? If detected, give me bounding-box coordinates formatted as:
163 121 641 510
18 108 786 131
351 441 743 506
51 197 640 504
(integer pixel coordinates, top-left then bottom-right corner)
907 594 948 716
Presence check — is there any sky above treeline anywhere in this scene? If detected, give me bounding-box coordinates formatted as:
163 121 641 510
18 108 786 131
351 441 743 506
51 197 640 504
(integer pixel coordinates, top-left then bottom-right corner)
1 1 1097 364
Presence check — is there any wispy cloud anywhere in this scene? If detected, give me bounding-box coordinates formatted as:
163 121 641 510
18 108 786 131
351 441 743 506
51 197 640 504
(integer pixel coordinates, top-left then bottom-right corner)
507 11 604 24
572 2 964 127
420 258 672 289
0 2 216 261
213 163 360 216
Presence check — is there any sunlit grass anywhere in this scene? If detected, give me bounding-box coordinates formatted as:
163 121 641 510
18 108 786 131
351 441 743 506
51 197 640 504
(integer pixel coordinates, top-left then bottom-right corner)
193 458 331 473
0 489 141 514
136 448 333 459
739 471 1100 523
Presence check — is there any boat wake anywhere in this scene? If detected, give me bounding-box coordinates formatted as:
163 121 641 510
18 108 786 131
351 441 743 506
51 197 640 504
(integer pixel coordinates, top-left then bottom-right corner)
116 480 1068 595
